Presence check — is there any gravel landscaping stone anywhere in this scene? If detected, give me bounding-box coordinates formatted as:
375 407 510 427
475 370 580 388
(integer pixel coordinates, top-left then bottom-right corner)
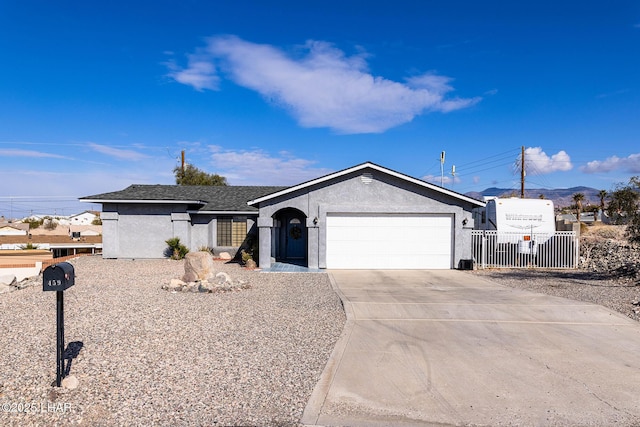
0 256 346 427
2 224 639 426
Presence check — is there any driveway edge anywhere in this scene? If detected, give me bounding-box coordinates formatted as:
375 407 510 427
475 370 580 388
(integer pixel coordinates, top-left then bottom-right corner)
301 272 355 426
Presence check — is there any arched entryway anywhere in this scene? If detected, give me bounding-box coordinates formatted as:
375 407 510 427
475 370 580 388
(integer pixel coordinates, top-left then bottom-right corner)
275 208 307 266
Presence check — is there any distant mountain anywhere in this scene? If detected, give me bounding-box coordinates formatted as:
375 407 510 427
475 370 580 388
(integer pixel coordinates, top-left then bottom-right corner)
464 186 602 208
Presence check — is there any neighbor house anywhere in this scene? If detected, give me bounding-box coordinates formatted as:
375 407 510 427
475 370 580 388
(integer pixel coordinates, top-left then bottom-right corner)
81 162 485 269
0 222 29 236
69 210 100 225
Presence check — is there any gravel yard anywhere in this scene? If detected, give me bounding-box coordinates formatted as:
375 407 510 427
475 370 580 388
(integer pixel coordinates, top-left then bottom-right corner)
470 269 640 322
0 256 346 427
2 237 640 427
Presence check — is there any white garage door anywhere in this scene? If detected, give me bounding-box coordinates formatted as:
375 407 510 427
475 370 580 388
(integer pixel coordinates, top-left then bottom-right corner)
326 214 452 269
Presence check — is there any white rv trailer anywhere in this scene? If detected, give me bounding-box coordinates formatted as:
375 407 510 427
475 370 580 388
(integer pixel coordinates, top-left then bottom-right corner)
474 197 556 254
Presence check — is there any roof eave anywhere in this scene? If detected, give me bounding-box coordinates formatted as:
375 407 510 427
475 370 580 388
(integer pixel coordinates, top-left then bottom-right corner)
187 210 258 215
247 161 485 207
80 199 204 205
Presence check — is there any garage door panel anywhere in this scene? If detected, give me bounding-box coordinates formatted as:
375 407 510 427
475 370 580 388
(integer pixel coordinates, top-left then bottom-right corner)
326 214 452 269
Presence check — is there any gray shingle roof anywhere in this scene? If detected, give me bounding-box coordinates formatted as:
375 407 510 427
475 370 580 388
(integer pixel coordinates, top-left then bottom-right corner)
81 185 287 212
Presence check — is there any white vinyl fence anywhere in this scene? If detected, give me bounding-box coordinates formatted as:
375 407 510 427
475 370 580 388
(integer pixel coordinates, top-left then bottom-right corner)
471 230 578 269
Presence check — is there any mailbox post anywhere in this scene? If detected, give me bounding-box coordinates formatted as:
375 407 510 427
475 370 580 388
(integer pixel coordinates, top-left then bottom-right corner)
43 262 75 387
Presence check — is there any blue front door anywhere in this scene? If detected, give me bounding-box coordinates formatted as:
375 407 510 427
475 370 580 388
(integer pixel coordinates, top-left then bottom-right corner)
285 216 306 260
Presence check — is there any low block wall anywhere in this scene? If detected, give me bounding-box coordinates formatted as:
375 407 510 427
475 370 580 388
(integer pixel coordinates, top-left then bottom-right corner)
0 251 87 282
0 250 53 267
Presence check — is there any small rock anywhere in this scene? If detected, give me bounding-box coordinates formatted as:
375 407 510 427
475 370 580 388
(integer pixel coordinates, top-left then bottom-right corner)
215 272 231 285
163 278 185 291
61 375 79 390
185 282 200 293
16 278 35 290
218 252 232 260
198 281 214 293
245 259 257 269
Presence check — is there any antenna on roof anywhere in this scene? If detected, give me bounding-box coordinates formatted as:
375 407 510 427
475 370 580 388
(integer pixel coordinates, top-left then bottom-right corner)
440 151 446 186
451 164 456 188
520 146 525 198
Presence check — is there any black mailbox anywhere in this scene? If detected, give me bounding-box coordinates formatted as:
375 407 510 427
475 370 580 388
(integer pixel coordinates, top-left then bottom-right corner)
43 262 75 291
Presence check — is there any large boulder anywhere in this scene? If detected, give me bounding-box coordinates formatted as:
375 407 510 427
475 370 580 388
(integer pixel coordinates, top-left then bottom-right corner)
183 251 215 282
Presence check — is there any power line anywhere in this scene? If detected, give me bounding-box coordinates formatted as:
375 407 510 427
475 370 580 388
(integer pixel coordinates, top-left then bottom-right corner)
455 148 520 169
420 148 520 180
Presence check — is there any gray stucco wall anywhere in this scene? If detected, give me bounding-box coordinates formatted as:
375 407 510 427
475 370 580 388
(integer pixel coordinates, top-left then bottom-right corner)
101 203 190 258
256 168 477 269
101 203 258 259
190 214 216 250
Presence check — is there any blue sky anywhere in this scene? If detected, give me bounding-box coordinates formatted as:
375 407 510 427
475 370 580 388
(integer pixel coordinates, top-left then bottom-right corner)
1 1 639 218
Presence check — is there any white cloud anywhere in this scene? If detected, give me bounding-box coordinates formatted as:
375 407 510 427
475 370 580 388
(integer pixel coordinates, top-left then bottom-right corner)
207 146 332 185
0 149 68 159
581 153 640 174
0 149 179 218
87 143 149 161
166 53 220 91
522 147 573 174
422 174 461 186
168 35 480 134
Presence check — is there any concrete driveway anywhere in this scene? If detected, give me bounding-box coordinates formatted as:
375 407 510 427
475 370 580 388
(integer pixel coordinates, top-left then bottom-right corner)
302 270 640 427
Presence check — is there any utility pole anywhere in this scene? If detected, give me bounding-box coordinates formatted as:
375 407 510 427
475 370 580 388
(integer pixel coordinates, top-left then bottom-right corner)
520 145 525 198
181 150 186 182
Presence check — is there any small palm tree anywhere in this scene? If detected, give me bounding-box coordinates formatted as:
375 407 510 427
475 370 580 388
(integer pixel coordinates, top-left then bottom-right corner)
572 193 585 224
597 190 607 222
598 190 607 210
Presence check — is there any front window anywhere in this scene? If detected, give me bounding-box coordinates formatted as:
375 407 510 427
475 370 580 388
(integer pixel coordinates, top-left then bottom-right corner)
216 216 247 246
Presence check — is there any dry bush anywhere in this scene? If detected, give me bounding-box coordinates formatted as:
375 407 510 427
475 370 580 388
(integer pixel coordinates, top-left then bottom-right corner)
582 223 626 240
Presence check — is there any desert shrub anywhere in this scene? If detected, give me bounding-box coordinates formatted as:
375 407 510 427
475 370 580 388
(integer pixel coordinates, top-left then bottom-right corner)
198 246 214 254
43 217 58 230
23 218 43 229
242 234 259 264
165 237 189 260
607 178 640 243
240 249 253 264
19 242 40 250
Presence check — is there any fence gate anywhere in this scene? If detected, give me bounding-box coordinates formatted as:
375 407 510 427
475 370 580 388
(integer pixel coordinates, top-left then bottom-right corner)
471 230 578 269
